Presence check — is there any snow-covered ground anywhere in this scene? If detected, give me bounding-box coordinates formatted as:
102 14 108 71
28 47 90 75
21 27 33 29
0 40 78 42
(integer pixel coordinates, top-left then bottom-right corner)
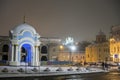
0 66 107 78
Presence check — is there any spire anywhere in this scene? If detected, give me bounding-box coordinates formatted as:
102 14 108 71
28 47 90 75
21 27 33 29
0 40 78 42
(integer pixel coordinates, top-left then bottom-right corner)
98 29 104 35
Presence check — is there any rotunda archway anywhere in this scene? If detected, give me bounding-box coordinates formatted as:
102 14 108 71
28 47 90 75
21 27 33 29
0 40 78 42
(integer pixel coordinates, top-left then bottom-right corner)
21 44 32 63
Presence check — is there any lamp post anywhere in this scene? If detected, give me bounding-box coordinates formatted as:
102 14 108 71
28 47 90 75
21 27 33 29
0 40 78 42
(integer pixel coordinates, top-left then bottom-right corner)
58 45 64 66
63 37 76 66
69 45 76 66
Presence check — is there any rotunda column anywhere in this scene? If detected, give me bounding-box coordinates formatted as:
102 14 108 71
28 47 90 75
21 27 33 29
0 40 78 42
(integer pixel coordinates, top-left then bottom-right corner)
9 43 20 66
9 43 15 65
15 44 18 62
34 45 40 66
31 40 40 66
11 44 14 62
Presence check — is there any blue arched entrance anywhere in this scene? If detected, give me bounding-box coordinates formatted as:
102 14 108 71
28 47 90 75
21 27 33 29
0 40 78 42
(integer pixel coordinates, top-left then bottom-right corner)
21 44 32 63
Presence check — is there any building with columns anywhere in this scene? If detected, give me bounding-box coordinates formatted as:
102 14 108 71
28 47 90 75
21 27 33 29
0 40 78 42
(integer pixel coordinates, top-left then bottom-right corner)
0 36 10 64
0 23 62 66
9 23 41 66
0 23 85 66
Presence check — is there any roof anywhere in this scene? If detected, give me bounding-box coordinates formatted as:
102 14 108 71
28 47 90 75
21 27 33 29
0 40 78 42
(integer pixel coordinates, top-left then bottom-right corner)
10 23 36 34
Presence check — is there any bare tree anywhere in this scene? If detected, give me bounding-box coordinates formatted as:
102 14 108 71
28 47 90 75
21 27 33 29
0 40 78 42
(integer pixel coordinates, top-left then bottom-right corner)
78 41 91 52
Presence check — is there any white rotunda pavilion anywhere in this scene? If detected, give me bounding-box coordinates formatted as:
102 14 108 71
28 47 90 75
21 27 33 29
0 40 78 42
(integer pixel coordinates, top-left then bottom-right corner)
9 23 41 66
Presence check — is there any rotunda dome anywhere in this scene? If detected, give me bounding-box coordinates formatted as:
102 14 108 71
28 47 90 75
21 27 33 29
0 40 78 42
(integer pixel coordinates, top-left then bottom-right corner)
11 23 36 34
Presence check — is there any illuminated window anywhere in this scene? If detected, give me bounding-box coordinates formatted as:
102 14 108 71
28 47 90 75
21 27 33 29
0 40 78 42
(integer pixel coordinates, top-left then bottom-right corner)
88 54 89 58
99 54 101 58
83 56 84 59
117 47 119 52
53 48 56 52
114 47 116 52
99 48 101 52
104 49 106 52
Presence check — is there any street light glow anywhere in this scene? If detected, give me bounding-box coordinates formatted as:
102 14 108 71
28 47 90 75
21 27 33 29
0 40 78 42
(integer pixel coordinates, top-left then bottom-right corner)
70 45 76 52
60 45 64 50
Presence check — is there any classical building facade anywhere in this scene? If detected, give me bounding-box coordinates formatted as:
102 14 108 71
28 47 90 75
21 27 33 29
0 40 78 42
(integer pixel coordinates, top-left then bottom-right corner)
0 23 61 66
0 36 10 63
86 30 110 63
0 23 85 66
52 44 85 64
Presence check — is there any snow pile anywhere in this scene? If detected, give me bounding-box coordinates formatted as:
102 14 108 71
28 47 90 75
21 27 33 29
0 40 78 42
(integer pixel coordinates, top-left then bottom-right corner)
0 66 105 74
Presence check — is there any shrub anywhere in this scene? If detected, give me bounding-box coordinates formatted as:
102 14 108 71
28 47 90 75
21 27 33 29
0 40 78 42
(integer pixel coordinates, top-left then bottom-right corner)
2 68 8 73
44 68 50 72
17 68 24 72
31 68 38 72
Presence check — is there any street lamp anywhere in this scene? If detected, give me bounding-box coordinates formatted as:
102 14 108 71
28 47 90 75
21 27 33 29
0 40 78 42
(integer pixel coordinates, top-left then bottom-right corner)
58 45 64 61
70 45 76 51
63 37 77 66
60 45 64 50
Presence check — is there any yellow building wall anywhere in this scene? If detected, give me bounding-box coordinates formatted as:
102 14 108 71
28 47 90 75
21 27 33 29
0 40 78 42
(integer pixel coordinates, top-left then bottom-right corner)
58 52 85 64
110 38 120 62
86 42 109 63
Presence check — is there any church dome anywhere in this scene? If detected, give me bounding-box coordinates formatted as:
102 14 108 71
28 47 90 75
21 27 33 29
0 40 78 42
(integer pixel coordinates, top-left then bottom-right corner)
11 23 36 34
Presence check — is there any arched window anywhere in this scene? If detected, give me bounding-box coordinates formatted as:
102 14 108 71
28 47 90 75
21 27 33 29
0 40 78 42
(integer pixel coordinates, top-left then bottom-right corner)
2 44 9 52
88 54 89 58
2 55 8 61
41 56 47 61
41 46 47 54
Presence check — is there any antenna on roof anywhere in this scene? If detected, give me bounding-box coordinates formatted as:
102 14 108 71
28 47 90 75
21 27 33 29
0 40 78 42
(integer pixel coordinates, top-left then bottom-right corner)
23 15 26 23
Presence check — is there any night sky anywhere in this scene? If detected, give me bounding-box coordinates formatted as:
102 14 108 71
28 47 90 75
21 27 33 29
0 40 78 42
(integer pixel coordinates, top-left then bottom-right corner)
0 0 120 42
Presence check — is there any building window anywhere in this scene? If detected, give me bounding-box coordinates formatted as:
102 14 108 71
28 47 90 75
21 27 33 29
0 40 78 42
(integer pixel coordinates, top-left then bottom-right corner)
2 44 9 52
117 47 119 52
99 54 101 58
104 49 106 52
107 48 108 52
41 56 47 61
88 54 89 58
114 47 116 52
53 48 56 52
2 55 8 61
41 46 47 54
99 48 101 52
83 56 84 59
